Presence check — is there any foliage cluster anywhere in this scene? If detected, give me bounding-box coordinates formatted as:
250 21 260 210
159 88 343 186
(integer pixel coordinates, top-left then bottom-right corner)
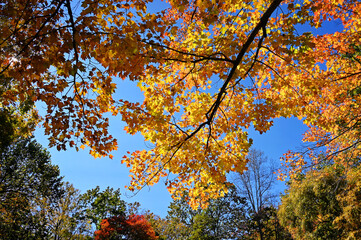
1 0 361 207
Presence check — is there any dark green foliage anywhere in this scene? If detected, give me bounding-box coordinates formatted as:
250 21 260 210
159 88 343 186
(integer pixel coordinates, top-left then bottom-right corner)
0 138 64 239
0 109 16 150
77 186 127 230
165 187 248 240
242 206 292 240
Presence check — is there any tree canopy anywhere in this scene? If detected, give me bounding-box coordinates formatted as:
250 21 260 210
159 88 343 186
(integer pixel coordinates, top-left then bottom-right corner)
94 214 158 240
165 187 248 240
0 138 64 239
77 186 127 230
278 164 361 240
1 0 361 206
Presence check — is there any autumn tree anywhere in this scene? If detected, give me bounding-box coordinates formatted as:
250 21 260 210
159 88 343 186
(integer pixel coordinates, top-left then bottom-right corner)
278 166 343 239
277 163 361 240
1 0 361 206
334 164 361 239
0 138 64 239
142 213 173 240
94 214 158 240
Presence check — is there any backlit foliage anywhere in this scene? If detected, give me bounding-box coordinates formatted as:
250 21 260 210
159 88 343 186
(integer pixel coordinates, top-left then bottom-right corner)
1 0 361 207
